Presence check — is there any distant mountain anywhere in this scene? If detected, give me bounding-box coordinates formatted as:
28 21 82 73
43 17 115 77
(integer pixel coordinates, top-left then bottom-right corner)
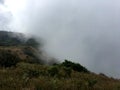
0 31 25 46
0 31 40 48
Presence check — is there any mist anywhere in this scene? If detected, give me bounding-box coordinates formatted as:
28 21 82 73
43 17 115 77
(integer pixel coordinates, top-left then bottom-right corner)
0 0 120 78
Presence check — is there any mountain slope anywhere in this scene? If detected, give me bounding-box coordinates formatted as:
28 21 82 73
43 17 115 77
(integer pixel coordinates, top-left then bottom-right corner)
0 31 40 47
0 61 120 90
0 31 44 66
0 31 120 90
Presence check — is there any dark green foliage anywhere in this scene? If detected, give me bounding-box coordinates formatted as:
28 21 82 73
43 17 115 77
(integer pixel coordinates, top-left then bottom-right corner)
0 49 20 67
24 69 40 78
57 66 72 78
47 60 89 78
47 65 72 78
62 60 89 73
62 67 72 77
48 66 59 77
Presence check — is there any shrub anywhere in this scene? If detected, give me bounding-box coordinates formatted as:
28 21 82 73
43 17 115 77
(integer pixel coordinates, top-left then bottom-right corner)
17 63 49 79
0 49 20 67
48 66 59 77
58 67 72 78
23 47 41 64
87 79 97 88
61 60 89 73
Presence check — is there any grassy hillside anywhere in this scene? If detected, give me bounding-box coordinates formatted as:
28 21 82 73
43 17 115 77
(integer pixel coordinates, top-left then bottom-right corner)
0 61 120 90
0 46 43 66
0 31 45 65
0 31 120 90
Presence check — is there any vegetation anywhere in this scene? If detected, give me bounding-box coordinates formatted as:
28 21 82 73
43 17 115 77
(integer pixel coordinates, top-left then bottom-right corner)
0 62 120 90
0 46 44 65
61 60 89 73
25 38 40 48
0 31 120 90
0 31 40 48
0 49 20 67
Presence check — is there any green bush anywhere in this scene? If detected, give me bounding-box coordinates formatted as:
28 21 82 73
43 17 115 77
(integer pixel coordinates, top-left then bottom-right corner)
61 60 89 73
48 66 59 77
0 49 20 67
17 63 48 79
57 67 71 78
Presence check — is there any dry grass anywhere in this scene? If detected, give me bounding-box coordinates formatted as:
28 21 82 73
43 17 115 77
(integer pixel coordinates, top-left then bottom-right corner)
0 63 120 90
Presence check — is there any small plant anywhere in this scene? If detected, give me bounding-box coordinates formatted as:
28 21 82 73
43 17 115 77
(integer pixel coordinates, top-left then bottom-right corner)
0 49 20 67
48 66 59 77
63 67 72 77
87 79 97 88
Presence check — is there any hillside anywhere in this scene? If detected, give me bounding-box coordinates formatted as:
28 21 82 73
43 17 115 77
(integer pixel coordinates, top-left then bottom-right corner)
0 31 40 47
0 31 120 90
0 31 45 66
0 61 120 90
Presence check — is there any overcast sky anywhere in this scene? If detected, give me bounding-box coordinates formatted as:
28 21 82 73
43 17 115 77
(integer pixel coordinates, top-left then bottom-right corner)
1 0 120 78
